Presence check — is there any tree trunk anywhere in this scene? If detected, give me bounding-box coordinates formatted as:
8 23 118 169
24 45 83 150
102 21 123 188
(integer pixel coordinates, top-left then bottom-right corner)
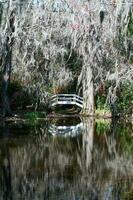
1 10 15 117
82 65 94 116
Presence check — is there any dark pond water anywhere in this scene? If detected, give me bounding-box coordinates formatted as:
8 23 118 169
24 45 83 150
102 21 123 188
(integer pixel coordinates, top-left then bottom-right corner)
0 117 133 200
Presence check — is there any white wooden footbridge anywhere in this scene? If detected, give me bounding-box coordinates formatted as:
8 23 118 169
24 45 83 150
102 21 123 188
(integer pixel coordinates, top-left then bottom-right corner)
49 94 83 108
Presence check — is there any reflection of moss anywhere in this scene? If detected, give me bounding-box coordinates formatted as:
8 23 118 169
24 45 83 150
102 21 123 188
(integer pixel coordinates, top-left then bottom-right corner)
117 82 133 114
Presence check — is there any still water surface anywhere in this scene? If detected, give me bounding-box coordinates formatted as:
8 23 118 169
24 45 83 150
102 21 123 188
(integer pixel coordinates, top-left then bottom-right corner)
0 117 133 200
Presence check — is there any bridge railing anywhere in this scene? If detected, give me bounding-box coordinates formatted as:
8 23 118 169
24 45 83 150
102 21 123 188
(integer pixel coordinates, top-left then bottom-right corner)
49 94 83 108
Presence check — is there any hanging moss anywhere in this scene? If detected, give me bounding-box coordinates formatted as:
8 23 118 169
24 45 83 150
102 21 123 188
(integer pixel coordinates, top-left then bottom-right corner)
0 3 3 27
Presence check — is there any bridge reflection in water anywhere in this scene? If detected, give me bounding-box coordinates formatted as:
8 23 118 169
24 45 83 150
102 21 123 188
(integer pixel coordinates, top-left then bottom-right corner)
0 118 132 200
49 118 94 170
49 122 83 137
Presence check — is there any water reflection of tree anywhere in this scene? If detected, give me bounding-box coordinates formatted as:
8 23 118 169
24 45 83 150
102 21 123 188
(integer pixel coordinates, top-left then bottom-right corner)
0 120 132 199
0 125 12 200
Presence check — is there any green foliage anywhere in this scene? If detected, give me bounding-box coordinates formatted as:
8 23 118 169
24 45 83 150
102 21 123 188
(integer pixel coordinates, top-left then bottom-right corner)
96 95 106 109
117 82 133 114
25 112 46 125
25 112 46 119
96 120 110 135
127 11 133 36
114 11 133 62
96 82 133 116
25 112 40 119
96 92 110 112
